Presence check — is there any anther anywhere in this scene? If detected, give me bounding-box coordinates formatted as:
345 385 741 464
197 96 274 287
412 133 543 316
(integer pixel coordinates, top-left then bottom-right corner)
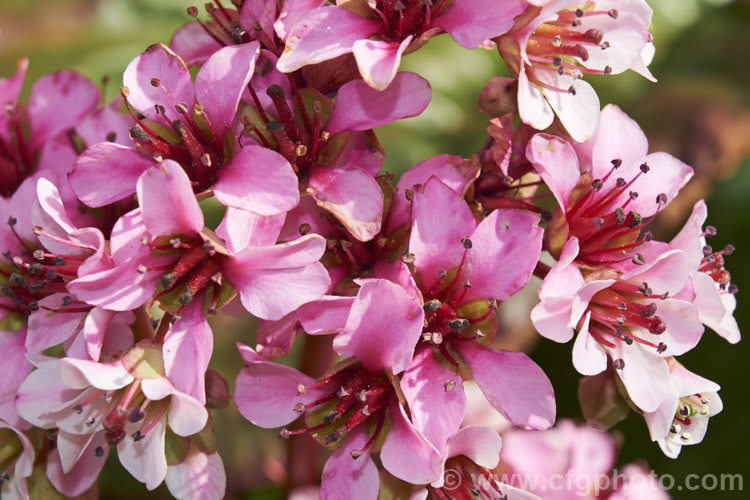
615 207 626 225
575 8 584 17
293 403 305 413
448 318 470 331
611 158 622 168
297 383 307 395
592 179 603 191
200 153 212 167
702 245 713 256
553 56 562 66
7 216 16 226
656 193 668 205
299 223 311 235
632 253 645 265
628 211 642 228
62 295 74 306
601 41 610 50
603 66 612 75
568 85 577 95
728 284 738 294
657 342 667 354
150 78 161 87
444 380 456 392
127 407 145 423
402 253 416 264
680 432 692 442
95 446 105 457
608 9 618 18
461 237 472 249
704 226 717 236
640 303 657 317
120 86 130 98
585 29 603 44
28 281 46 294
615 177 626 188
423 299 441 312
639 163 650 173
724 244 735 255
613 359 625 370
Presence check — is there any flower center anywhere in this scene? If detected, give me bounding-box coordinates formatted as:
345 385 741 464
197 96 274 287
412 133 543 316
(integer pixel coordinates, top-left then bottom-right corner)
368 0 443 41
0 104 34 197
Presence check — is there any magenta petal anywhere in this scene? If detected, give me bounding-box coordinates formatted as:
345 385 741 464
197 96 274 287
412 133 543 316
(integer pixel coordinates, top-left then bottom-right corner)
380 402 443 485
165 448 226 500
326 71 431 136
401 348 466 452
256 313 302 359
460 209 542 303
297 296 355 335
276 6 381 73
28 70 99 150
71 143 154 207
320 427 379 500
215 208 285 253
526 133 581 211
67 258 163 311
196 42 260 139
234 343 331 428
137 160 204 237
26 294 86 355
410 178 475 293
0 329 32 428
334 280 424 374
456 342 555 430
170 22 223 65
435 0 526 48
164 300 213 404
214 145 300 215
274 0 326 40
307 166 383 242
0 58 27 112
351 37 411 90
123 44 194 121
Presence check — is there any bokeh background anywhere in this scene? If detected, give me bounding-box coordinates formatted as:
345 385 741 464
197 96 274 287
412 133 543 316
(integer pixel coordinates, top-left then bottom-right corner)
1 0 748 498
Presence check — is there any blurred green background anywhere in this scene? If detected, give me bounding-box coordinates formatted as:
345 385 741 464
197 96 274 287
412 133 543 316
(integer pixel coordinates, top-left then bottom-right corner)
1 0 748 498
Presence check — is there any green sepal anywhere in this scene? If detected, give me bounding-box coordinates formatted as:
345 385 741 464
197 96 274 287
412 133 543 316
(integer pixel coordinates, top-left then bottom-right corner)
165 428 191 466
377 468 413 500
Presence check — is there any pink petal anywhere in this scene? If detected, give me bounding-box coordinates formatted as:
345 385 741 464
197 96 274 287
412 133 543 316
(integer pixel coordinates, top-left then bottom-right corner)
572 313 608 375
117 415 168 490
170 22 223 65
526 133 581 211
256 313 303 359
297 296 355 335
625 151 693 217
670 200 707 271
274 0 326 40
28 70 99 150
0 329 32 428
215 208 285 253
307 166 383 242
83 309 134 362
196 42 260 139
60 357 133 391
214 145 300 215
164 300 213 404
409 178 475 294
48 432 107 497
123 44 194 122
234 343 331 428
240 0 278 41
141 378 208 437
276 6 380 73
137 160 204 237
612 344 671 412
76 104 133 146
434 0 527 49
538 71 600 143
351 37 411 90
326 71 431 135
165 448 226 500
632 298 703 357
333 279 424 374
380 402 443 485
26 294 86 355
517 67 555 132
459 209 542 303
446 425 502 469
320 427 379 500
0 58 27 112
620 249 689 296
71 143 155 207
456 342 555 430
401 347 466 453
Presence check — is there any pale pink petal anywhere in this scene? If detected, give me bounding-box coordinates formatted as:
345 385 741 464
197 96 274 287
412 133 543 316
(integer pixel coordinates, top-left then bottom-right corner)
274 0 326 40
582 104 648 177
214 145 300 215
60 357 133 391
26 294 86 355
196 42 260 139
164 300 213 404
137 160 204 237
446 425 502 469
215 207 285 253
67 258 164 311
459 209 542 303
572 313 608 375
166 448 226 500
435 0 527 48
401 348 466 453
717 292 740 344
456 342 555 430
632 298 703 357
581 14 648 74
0 329 32 428
613 345 671 412
409 178 475 293
619 249 689 296
526 133 581 211
234 343 332 428
70 143 155 207
307 166 383 242
670 200 706 271
543 77 600 143
517 67 554 132
117 415 168 490
140 379 208 437
625 151 693 217
320 427 379 500
48 432 107 497
276 6 381 73
170 22 223 65
333 279 424 374
380 402 443 485
122 44 194 122
28 70 99 150
82 309 133 362
326 71 431 136
297 296 355 335
15 361 81 428
351 37 411 90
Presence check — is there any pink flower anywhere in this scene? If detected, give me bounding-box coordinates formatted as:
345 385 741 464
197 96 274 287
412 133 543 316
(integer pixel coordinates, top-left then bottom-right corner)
670 200 740 343
498 1 654 141
277 0 528 89
0 421 35 499
15 341 208 491
642 358 722 459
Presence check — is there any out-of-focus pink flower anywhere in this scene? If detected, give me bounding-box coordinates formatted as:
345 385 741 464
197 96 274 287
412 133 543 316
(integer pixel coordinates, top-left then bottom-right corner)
0 421 35 499
498 1 654 141
277 0 528 89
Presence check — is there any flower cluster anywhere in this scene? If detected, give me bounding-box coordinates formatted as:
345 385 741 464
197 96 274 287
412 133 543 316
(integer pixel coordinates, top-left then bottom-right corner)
0 0 740 499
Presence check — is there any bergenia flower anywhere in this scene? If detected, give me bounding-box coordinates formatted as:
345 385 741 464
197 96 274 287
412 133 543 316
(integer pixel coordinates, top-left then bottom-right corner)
0 421 35 500
643 358 722 459
277 0 529 89
669 200 740 343
15 342 208 491
234 344 443 498
498 1 654 141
